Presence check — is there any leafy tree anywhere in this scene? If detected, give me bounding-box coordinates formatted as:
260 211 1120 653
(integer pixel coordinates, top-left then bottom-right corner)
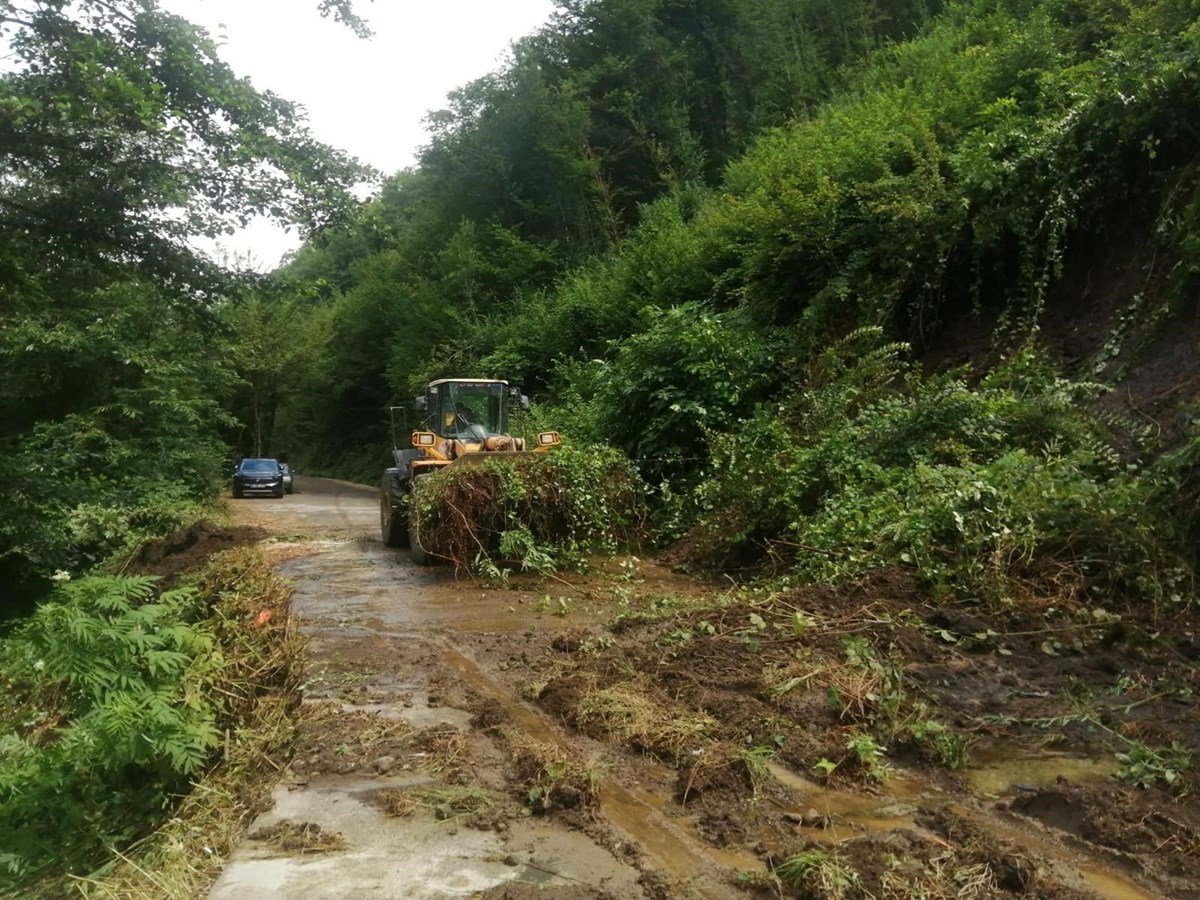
0 0 362 293
223 294 312 458
0 0 367 599
317 0 373 37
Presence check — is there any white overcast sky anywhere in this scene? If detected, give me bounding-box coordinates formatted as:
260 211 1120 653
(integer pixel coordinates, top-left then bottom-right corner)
161 0 558 269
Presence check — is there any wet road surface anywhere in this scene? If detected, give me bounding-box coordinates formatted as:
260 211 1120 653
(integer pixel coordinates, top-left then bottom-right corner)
208 476 739 900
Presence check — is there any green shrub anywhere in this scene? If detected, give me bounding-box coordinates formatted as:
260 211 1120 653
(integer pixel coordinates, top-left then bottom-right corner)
0 545 301 894
687 337 1183 605
593 303 780 469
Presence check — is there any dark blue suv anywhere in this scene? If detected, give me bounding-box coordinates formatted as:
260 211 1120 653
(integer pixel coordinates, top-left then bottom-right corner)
233 458 285 499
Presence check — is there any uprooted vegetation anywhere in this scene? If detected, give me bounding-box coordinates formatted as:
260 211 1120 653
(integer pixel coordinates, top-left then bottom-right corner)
369 785 497 820
555 573 1196 786
0 546 303 898
536 584 966 789
504 731 601 815
494 556 1200 895
409 444 645 572
247 820 347 854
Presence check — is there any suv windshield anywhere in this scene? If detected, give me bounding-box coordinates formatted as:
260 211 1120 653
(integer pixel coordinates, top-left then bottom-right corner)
241 459 279 474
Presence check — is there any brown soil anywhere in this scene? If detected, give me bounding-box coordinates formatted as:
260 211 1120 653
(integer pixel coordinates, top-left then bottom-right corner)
247 820 347 853
475 887 619 900
129 521 264 579
923 210 1200 451
1009 782 1200 881
288 701 416 777
475 565 1200 897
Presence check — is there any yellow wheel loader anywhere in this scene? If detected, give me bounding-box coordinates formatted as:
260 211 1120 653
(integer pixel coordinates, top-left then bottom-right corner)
380 378 561 563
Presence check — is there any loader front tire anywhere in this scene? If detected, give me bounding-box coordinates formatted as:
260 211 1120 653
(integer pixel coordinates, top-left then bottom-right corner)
408 517 429 565
380 492 409 548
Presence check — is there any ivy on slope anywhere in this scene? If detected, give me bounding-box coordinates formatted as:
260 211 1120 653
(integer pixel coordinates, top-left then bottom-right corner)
273 0 1200 603
514 0 1200 603
512 0 1200 385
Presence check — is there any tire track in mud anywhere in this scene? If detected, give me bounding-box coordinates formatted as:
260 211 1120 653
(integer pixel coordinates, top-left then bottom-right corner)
436 642 749 899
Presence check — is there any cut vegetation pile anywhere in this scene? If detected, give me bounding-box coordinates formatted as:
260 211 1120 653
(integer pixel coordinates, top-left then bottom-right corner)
410 445 644 571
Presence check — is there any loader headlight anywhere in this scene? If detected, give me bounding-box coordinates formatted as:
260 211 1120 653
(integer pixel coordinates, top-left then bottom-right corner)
536 431 560 447
412 431 437 447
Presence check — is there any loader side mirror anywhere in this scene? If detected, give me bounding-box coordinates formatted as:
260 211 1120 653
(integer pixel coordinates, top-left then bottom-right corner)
413 396 427 413
519 395 531 412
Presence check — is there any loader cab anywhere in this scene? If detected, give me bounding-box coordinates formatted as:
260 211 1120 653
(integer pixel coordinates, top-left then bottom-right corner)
414 379 529 441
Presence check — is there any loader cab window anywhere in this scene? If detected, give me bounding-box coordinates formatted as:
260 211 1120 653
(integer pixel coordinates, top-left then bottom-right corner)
432 381 507 439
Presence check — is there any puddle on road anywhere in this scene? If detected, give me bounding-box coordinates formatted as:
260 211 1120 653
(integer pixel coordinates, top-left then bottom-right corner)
212 774 646 900
762 759 1154 900
978 803 1160 900
1075 865 1160 900
281 538 623 636
964 744 1117 797
765 760 925 840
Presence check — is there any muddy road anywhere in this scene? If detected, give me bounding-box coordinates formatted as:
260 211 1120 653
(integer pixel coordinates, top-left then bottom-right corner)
208 476 1198 899
209 477 730 900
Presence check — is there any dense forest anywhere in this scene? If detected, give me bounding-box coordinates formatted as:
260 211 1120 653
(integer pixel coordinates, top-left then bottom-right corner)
266 0 1200 604
4 0 1200 893
9 0 1200 609
0 0 370 607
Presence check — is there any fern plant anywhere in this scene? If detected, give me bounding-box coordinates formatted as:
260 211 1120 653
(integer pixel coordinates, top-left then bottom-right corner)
0 574 220 886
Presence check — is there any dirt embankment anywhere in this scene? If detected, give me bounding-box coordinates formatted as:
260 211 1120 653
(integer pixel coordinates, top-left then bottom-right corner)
195 479 1200 900
130 521 265 579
